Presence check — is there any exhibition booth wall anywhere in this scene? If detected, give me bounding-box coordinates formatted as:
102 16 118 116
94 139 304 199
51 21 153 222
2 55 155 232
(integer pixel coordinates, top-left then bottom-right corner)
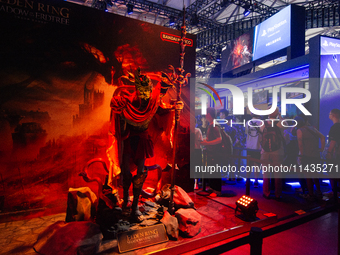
0 0 196 216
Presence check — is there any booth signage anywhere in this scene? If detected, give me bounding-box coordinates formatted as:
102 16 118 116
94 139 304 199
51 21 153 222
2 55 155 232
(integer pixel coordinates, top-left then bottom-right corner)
160 32 193 46
117 224 168 253
253 5 291 61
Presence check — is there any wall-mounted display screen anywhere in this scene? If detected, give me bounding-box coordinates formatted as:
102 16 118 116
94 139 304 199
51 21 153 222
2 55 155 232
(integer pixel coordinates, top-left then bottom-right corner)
221 31 253 74
253 5 291 61
319 36 340 136
222 5 305 77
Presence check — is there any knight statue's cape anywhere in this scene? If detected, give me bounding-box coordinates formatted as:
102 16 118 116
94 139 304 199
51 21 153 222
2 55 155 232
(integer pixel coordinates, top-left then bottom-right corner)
106 78 174 194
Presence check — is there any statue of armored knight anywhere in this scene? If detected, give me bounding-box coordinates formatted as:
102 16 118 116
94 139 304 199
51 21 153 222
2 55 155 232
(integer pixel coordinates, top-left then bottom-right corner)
108 68 182 222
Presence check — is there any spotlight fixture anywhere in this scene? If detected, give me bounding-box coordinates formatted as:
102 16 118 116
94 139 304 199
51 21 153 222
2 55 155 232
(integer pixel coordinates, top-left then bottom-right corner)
169 16 175 26
216 54 221 62
190 13 199 26
105 0 113 7
243 4 251 17
221 0 229 8
126 3 134 15
96 0 107 11
235 195 258 221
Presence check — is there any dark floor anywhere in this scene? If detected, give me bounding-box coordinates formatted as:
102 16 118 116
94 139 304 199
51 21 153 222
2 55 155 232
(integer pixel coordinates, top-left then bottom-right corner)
224 212 338 255
183 211 338 255
0 179 338 255
180 178 339 255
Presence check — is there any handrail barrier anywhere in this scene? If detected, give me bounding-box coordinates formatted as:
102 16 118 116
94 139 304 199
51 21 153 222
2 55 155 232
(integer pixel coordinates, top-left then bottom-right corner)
149 204 338 255
195 204 337 255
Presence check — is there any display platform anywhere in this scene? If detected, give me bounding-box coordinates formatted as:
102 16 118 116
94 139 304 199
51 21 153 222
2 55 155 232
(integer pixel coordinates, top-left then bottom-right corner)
0 179 332 254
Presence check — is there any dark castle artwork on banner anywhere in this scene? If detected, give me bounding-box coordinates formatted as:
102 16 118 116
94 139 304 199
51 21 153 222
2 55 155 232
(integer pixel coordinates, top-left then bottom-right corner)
0 0 195 217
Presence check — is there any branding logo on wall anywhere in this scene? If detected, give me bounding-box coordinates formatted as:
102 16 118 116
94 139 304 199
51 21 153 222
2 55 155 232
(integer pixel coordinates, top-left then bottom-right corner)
0 0 70 25
160 32 193 46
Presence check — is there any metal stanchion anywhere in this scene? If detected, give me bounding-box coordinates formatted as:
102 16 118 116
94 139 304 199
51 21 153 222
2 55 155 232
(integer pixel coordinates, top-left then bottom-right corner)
336 180 340 255
246 155 253 196
249 227 263 255
197 150 210 196
333 180 338 209
338 203 340 255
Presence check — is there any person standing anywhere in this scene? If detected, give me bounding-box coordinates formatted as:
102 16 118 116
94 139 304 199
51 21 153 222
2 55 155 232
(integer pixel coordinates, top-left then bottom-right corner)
326 109 340 162
201 107 223 196
220 109 236 182
194 118 203 190
219 109 236 144
194 118 204 160
325 109 340 198
245 114 262 187
260 108 285 200
296 116 325 200
198 115 209 139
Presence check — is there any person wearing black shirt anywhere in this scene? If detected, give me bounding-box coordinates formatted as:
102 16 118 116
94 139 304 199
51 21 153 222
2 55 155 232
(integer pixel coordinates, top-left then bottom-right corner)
326 108 340 161
219 109 236 144
198 115 209 139
325 108 340 199
201 108 223 196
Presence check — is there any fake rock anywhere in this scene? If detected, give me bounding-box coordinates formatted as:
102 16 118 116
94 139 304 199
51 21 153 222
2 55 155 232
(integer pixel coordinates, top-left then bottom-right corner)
161 211 179 239
175 208 201 237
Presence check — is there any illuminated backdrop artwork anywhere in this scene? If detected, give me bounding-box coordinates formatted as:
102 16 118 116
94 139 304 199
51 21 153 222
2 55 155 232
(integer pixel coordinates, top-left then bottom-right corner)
0 0 195 217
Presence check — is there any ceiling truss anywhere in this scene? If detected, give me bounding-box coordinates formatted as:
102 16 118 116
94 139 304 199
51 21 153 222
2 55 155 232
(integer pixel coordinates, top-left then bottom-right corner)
73 0 340 79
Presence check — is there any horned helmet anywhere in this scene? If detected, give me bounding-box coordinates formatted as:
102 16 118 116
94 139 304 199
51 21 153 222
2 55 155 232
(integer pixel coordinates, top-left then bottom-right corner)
133 68 153 100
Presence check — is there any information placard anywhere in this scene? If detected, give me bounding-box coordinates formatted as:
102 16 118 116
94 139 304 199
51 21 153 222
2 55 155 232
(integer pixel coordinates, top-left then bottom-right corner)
117 224 168 253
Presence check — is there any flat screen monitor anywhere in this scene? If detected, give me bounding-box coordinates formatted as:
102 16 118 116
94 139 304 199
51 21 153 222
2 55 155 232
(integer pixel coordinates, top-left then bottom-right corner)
221 31 253 74
252 5 291 61
319 36 340 136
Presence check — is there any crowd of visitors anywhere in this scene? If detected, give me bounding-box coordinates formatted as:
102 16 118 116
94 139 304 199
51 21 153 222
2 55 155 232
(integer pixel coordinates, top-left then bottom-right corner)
194 106 340 201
